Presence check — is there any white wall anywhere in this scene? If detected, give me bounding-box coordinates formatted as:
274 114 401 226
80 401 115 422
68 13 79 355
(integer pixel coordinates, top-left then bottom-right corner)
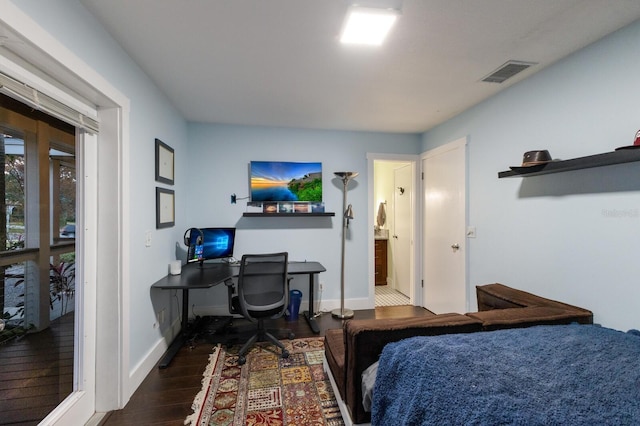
185 123 420 312
423 19 640 331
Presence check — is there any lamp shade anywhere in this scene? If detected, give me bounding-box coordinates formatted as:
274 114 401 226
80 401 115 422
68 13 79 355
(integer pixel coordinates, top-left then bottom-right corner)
345 204 354 219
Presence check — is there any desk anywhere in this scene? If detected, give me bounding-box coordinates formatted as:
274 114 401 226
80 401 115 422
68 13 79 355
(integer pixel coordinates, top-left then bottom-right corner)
152 260 325 368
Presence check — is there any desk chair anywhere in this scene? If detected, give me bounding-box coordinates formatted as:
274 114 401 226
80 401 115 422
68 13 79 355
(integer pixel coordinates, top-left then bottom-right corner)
227 252 294 365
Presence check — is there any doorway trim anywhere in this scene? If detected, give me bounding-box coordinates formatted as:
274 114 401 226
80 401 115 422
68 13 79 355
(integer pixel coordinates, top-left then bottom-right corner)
366 153 420 308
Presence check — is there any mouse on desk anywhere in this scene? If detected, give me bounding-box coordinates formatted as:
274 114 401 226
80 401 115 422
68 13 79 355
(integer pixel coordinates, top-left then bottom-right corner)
226 257 239 264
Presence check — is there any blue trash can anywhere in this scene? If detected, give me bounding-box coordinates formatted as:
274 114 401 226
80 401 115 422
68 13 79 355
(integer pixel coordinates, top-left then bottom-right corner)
287 289 302 321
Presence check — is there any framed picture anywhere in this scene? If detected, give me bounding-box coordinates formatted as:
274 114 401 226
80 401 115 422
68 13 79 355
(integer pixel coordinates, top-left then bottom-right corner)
156 187 175 228
310 202 325 213
294 202 310 213
263 202 278 214
279 202 294 213
155 138 174 185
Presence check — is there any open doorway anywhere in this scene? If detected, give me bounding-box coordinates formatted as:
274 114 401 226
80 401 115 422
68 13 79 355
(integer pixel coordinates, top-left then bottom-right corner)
372 158 416 307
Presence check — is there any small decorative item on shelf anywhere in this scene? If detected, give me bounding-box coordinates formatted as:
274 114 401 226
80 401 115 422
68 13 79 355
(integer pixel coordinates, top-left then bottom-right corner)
615 130 640 150
311 202 325 213
509 150 553 172
263 202 278 213
279 202 294 213
246 202 262 213
294 202 310 213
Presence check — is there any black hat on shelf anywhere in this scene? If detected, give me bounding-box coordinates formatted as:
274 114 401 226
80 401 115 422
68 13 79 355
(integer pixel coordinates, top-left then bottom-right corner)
510 150 553 172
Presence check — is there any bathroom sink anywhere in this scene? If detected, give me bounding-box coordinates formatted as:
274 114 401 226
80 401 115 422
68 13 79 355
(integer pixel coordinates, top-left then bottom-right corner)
374 229 389 240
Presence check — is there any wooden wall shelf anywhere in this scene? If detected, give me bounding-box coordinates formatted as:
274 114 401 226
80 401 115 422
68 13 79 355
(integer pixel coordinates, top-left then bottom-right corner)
242 212 335 217
498 149 640 178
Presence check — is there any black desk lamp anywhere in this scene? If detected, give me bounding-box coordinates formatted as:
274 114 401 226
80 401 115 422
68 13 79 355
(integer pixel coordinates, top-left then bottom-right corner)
332 171 358 319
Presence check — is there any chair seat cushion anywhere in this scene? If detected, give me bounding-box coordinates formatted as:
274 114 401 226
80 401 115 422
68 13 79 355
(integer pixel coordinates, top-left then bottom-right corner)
231 295 283 318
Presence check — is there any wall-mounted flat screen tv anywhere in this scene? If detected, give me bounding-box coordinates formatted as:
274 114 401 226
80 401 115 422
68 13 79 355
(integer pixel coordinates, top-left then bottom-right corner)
250 161 322 202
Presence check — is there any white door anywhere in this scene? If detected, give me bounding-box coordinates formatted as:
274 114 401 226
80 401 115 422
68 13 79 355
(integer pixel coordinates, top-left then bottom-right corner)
422 138 467 314
393 164 412 297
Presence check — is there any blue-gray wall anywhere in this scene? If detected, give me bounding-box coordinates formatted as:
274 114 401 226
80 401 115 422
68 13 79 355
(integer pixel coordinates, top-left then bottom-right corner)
185 124 420 309
423 19 640 331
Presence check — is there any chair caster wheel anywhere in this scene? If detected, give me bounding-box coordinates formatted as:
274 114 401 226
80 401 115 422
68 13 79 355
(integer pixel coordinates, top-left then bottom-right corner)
282 350 290 359
288 332 295 340
238 355 246 365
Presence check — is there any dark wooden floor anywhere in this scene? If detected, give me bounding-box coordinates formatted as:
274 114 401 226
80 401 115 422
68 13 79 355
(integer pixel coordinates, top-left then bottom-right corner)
0 313 74 426
102 306 432 425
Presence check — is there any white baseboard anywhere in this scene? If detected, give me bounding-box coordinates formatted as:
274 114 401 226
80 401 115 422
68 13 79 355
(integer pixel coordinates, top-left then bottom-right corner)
126 317 180 403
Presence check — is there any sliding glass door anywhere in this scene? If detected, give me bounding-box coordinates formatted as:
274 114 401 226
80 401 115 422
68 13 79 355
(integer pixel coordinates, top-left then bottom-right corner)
0 95 78 424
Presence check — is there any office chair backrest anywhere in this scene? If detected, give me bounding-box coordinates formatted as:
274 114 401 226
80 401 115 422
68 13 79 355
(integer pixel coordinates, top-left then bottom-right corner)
237 252 289 318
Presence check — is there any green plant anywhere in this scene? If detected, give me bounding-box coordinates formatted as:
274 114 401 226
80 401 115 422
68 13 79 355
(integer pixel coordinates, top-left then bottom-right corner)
4 260 76 321
0 315 34 345
49 261 75 316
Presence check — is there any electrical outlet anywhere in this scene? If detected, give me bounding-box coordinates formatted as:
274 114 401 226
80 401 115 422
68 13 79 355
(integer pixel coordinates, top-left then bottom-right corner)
319 282 324 291
145 230 152 247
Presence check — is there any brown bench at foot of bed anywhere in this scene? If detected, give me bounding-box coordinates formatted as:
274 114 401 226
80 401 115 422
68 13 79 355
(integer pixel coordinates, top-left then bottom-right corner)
323 283 593 424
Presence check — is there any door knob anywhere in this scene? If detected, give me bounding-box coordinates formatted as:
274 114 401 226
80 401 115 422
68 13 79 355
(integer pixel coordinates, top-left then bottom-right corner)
451 243 460 252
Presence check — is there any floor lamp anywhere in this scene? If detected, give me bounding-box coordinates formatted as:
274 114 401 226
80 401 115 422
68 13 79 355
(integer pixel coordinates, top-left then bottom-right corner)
332 171 358 319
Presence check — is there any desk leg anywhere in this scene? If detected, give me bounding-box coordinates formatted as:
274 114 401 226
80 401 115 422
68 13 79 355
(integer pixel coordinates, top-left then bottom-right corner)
158 288 190 369
303 273 320 334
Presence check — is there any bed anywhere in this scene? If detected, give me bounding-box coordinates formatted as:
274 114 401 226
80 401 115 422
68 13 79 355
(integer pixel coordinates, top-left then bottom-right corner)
370 324 640 425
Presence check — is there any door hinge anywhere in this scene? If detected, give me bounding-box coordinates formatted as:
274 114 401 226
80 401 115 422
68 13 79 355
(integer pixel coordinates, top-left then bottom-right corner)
421 279 424 288
421 171 424 180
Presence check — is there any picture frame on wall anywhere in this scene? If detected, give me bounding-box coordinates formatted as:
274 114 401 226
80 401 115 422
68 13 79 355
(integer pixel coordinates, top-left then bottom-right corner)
155 138 174 185
156 187 175 228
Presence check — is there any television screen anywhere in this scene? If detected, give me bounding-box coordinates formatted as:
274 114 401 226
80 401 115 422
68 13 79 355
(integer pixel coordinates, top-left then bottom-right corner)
250 161 322 202
186 227 236 263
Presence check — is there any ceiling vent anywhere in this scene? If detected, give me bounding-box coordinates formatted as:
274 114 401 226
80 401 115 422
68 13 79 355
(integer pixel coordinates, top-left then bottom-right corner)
481 61 537 83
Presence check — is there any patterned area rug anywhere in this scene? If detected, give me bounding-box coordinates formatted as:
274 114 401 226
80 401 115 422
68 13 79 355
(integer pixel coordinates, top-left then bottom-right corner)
185 337 344 426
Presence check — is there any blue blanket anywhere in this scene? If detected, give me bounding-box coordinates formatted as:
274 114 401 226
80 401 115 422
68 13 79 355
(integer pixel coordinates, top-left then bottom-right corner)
372 324 640 425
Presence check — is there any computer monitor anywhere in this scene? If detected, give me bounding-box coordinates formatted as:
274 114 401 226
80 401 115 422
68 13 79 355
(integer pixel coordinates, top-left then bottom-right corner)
186 227 236 264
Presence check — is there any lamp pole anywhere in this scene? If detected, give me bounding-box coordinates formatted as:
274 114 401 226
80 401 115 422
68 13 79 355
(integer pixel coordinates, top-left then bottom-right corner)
332 171 357 319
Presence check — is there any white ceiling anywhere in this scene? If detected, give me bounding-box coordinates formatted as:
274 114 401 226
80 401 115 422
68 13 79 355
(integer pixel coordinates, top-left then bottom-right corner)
80 0 640 134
